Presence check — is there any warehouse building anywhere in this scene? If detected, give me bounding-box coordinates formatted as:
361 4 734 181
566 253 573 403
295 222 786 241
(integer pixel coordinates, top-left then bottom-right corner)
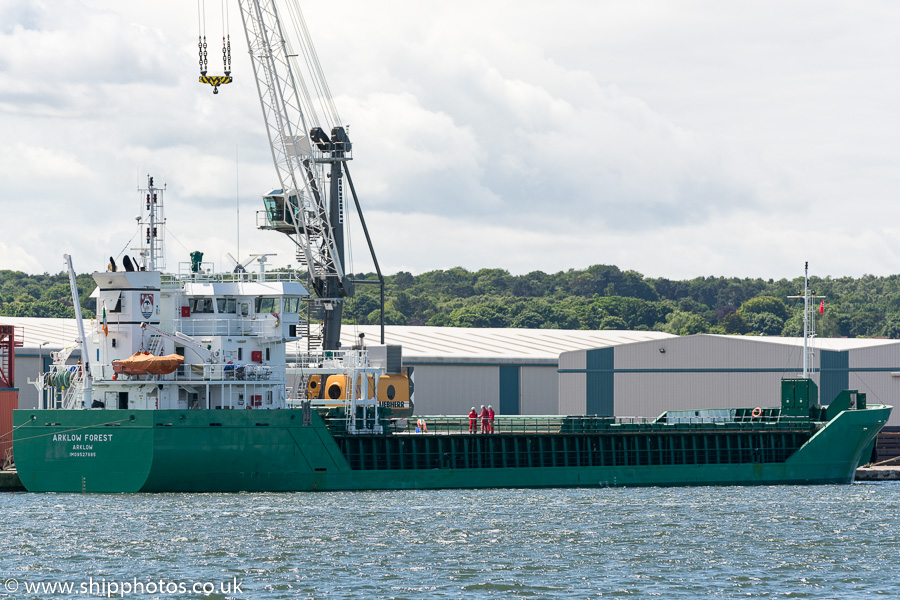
560 334 900 427
325 325 673 416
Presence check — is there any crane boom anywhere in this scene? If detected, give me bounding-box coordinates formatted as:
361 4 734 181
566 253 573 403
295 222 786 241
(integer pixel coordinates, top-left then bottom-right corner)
237 0 350 349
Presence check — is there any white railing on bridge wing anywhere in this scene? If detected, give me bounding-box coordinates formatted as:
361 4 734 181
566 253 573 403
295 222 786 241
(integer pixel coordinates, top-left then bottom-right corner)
172 317 278 338
288 349 369 369
162 267 303 285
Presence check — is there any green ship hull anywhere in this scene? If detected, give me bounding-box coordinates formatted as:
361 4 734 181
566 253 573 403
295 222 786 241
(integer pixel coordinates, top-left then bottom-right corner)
12 398 891 493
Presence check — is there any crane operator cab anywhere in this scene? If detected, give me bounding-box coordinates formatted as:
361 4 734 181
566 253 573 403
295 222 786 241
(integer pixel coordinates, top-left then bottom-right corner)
260 190 303 234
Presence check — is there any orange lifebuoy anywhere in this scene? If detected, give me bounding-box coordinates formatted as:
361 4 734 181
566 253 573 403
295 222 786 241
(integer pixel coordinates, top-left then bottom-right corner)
751 407 762 418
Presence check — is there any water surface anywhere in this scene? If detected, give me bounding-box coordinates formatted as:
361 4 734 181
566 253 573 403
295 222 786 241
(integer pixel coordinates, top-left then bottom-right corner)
2 484 898 598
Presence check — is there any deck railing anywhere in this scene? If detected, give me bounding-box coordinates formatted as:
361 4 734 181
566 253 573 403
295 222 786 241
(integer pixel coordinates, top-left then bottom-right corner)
327 413 813 436
88 362 285 383
170 317 279 338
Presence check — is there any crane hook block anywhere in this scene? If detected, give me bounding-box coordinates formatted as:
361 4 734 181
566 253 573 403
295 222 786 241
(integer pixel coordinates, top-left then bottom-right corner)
199 74 233 94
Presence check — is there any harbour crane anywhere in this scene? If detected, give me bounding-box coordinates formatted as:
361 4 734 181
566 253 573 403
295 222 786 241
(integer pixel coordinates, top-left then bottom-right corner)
231 0 386 350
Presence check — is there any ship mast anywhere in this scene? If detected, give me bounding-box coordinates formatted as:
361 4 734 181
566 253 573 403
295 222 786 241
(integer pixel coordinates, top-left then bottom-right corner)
137 175 166 271
788 262 825 378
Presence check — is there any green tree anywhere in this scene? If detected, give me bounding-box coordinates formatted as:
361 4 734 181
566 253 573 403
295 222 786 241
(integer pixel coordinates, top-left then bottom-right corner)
660 311 710 335
743 312 783 336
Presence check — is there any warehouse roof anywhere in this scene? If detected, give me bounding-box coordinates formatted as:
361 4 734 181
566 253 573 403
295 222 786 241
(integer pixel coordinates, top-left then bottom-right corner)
314 325 675 364
0 317 673 361
3 317 898 361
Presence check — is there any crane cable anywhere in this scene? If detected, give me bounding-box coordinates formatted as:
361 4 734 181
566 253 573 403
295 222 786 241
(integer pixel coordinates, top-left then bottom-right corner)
197 0 208 75
285 1 341 129
222 0 231 76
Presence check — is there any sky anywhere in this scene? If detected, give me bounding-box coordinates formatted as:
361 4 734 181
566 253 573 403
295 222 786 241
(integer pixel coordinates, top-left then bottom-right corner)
2 1 900 281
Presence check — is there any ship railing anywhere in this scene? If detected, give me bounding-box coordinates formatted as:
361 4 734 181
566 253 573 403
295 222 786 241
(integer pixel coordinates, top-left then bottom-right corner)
172 317 278 338
162 267 303 285
88 363 285 383
40 364 84 410
380 414 803 435
386 416 593 435
288 350 369 369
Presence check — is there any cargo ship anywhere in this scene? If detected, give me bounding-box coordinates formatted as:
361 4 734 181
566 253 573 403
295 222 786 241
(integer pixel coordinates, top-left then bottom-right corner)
10 196 892 491
11 4 891 491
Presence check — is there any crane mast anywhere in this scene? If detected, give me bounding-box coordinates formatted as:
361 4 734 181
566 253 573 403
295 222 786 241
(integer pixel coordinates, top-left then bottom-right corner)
237 0 355 350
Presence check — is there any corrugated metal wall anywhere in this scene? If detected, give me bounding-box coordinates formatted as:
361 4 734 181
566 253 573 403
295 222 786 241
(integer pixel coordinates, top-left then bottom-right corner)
615 336 814 418
561 335 837 418
819 350 849 405
0 389 18 466
411 364 562 416
499 367 520 414
412 365 499 415
848 344 900 427
613 371 790 417
559 350 587 414
11 355 41 410
520 366 558 414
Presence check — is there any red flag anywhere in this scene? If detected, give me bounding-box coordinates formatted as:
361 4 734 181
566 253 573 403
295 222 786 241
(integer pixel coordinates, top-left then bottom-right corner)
819 301 824 314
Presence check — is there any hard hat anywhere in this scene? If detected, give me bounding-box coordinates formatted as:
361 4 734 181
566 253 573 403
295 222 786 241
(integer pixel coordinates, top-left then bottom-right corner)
480 404 485 408
471 407 475 411
488 405 493 409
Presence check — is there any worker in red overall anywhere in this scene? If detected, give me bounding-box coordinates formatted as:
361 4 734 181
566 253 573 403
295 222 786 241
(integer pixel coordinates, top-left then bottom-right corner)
468 407 477 433
488 405 495 433
480 404 489 433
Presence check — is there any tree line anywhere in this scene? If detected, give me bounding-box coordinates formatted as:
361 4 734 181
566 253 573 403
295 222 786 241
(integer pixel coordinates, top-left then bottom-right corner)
3 265 900 338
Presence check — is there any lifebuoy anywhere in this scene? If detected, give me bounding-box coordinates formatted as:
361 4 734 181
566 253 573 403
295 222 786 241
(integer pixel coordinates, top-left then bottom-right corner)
751 407 762 418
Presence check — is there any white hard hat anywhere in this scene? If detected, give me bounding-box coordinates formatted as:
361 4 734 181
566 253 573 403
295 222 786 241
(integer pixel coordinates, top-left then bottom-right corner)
480 404 485 408
488 405 493 409
471 407 476 411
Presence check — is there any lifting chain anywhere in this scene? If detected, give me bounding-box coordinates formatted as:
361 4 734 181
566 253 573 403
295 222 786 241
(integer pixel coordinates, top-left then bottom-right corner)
223 34 231 76
198 35 208 76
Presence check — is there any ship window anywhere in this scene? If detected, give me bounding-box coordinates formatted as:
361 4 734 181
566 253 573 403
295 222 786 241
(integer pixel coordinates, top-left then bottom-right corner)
190 298 214 313
284 297 300 313
240 303 250 317
216 298 237 314
108 293 123 313
255 297 276 313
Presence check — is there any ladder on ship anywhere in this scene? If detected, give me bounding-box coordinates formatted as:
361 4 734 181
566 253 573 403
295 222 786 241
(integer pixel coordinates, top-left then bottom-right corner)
61 368 84 410
302 302 324 351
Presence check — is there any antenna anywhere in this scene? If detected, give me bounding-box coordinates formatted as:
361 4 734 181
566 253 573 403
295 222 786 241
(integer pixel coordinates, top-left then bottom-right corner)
236 144 240 261
136 175 166 271
788 262 825 379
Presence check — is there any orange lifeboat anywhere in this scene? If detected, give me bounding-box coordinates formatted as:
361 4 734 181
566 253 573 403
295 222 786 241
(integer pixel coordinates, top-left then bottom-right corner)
112 352 184 376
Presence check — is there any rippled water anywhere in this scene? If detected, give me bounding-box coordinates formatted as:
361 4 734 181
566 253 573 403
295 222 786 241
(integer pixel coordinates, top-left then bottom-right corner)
2 484 899 599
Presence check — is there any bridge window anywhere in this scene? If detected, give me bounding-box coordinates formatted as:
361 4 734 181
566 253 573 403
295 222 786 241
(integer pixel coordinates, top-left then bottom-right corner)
283 297 300 313
190 298 214 313
216 298 237 314
255 297 277 313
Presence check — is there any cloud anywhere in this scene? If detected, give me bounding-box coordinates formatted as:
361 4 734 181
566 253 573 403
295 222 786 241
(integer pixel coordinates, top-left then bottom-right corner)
2 0 900 281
